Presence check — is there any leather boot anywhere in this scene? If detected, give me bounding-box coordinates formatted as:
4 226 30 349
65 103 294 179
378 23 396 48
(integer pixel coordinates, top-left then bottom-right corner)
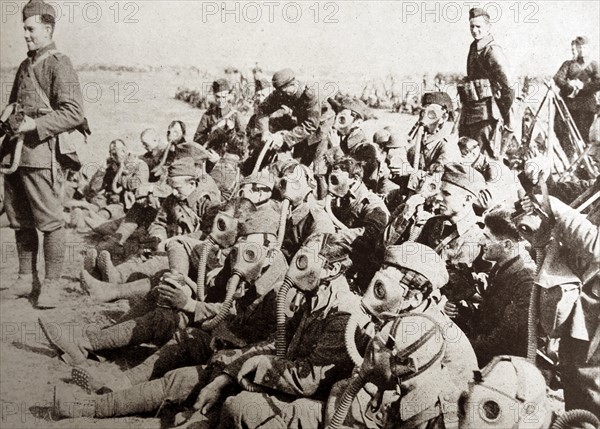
94 378 167 418
36 278 62 309
72 366 132 394
53 385 96 419
83 248 98 276
38 317 88 365
80 270 120 303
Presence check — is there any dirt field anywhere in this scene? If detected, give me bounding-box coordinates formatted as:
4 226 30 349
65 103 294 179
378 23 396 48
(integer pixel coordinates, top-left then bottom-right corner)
0 69 417 428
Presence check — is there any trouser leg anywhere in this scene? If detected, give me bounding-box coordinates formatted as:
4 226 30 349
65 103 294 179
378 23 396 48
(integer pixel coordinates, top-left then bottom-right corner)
559 336 600 416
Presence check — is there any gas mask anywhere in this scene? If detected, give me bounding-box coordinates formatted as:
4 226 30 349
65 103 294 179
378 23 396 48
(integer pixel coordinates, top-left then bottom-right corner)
458 356 549 429
286 234 346 293
420 104 446 134
210 211 240 248
228 235 273 283
333 109 358 136
328 169 353 198
513 211 553 248
362 266 427 323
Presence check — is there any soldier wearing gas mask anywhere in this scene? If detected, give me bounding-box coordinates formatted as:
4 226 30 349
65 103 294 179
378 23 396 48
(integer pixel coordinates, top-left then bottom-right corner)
278 160 336 260
406 92 461 174
51 207 289 417
515 193 600 416
328 243 477 429
329 97 381 191
328 157 390 292
326 313 457 429
179 233 360 429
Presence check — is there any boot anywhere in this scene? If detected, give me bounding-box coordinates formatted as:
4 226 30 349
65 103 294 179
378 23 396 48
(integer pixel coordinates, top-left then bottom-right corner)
97 250 122 283
80 270 120 303
80 270 151 303
38 317 88 366
4 274 38 298
53 385 96 419
72 366 132 394
82 248 98 276
36 278 62 309
7 229 39 298
93 378 167 418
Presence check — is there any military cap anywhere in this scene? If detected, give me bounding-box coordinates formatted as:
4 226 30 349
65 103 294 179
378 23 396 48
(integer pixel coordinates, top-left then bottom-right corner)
238 204 280 237
213 79 231 94
272 68 296 89
421 92 454 115
23 0 56 21
442 163 486 196
241 170 275 190
383 243 449 290
329 96 369 120
168 157 197 178
469 7 489 20
373 129 391 146
572 36 589 46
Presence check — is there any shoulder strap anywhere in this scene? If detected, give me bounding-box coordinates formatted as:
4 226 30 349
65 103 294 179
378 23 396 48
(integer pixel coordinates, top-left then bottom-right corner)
26 49 60 110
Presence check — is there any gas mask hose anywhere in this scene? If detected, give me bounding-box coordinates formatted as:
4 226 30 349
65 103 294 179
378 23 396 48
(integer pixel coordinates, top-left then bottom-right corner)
325 373 367 429
551 409 599 429
196 237 217 302
276 277 294 357
201 273 241 331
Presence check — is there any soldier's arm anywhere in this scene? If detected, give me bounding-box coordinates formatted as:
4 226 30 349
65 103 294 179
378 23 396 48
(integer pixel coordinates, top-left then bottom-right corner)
580 61 600 95
256 93 282 133
193 112 212 145
35 55 85 141
486 46 515 127
553 61 572 93
246 312 353 397
147 199 170 241
281 90 320 148
9 64 24 104
552 199 600 264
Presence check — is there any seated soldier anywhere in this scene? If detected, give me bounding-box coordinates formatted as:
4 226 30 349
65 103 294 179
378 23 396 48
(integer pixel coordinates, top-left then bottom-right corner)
76 139 149 230
51 213 294 420
329 97 381 191
327 242 477 429
193 79 245 146
406 92 461 173
278 160 336 260
187 232 361 429
458 136 520 211
205 130 248 200
386 163 489 329
328 157 390 292
468 208 534 366
80 157 220 297
139 127 169 180
41 206 285 373
81 198 252 304
326 313 458 429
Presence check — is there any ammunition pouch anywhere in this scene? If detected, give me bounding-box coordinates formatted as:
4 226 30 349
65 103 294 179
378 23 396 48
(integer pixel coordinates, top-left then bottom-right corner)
458 79 494 104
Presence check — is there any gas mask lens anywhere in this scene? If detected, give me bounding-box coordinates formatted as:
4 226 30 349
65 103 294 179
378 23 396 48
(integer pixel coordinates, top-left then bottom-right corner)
296 254 309 270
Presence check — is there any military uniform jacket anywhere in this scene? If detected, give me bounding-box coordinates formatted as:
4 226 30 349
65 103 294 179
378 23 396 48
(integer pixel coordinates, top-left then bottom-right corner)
148 180 221 241
554 59 600 112
5 42 85 168
223 277 361 400
470 256 534 365
193 105 245 145
101 154 150 198
257 83 326 164
282 193 336 261
462 35 514 127
407 123 461 172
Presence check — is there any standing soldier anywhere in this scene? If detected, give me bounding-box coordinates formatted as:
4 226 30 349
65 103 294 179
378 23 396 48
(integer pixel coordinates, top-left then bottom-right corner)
554 36 600 149
459 8 514 160
2 0 85 308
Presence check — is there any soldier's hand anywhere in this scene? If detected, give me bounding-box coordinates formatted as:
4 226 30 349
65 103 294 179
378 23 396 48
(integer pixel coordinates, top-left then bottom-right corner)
16 115 36 134
237 355 265 386
194 374 232 415
155 284 188 310
443 301 459 319
524 156 551 185
270 132 285 150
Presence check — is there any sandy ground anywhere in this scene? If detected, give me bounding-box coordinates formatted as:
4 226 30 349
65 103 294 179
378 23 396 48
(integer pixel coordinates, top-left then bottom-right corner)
0 69 563 428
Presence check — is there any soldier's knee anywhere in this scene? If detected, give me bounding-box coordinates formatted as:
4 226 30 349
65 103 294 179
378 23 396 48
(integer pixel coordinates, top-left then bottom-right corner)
222 392 270 427
163 366 203 403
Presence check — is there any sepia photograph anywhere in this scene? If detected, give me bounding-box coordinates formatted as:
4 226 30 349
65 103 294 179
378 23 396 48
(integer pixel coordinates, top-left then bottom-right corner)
0 1 599 428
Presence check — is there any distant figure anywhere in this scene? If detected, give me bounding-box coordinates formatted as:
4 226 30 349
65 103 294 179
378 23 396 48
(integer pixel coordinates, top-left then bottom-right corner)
554 36 600 149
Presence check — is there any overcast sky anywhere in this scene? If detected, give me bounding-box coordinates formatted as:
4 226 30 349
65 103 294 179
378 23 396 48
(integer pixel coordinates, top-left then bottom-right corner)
1 1 599 79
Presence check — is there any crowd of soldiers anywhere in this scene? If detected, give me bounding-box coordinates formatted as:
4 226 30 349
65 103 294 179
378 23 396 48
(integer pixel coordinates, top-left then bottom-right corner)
1 1 599 428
